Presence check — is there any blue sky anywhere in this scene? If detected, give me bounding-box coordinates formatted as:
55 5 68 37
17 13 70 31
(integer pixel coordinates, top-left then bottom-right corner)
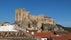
0 0 71 27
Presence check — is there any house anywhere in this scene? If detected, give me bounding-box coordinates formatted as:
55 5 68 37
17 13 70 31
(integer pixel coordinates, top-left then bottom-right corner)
0 22 17 31
27 30 53 40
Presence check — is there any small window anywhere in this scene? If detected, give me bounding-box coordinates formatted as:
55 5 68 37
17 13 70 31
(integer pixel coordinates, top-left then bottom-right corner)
47 38 49 40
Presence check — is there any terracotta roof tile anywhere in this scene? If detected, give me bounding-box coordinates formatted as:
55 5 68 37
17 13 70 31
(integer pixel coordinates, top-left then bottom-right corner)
34 32 51 38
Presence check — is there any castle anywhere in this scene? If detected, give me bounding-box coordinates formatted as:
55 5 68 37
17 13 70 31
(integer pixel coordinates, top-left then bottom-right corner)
15 8 55 31
0 8 70 40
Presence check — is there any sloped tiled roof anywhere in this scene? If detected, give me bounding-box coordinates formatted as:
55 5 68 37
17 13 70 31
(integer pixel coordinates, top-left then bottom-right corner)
34 32 51 38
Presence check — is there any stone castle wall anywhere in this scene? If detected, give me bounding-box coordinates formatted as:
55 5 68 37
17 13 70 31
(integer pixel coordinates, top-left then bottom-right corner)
15 8 55 30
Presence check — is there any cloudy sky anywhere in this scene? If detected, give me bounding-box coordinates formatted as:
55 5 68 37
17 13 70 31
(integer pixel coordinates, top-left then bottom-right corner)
0 0 71 27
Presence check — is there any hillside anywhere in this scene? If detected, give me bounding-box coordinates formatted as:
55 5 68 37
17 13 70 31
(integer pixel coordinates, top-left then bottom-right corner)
56 24 71 32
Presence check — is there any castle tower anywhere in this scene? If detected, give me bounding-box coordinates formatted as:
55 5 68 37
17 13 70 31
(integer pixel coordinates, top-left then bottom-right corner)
15 8 25 22
15 8 30 22
15 8 31 30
